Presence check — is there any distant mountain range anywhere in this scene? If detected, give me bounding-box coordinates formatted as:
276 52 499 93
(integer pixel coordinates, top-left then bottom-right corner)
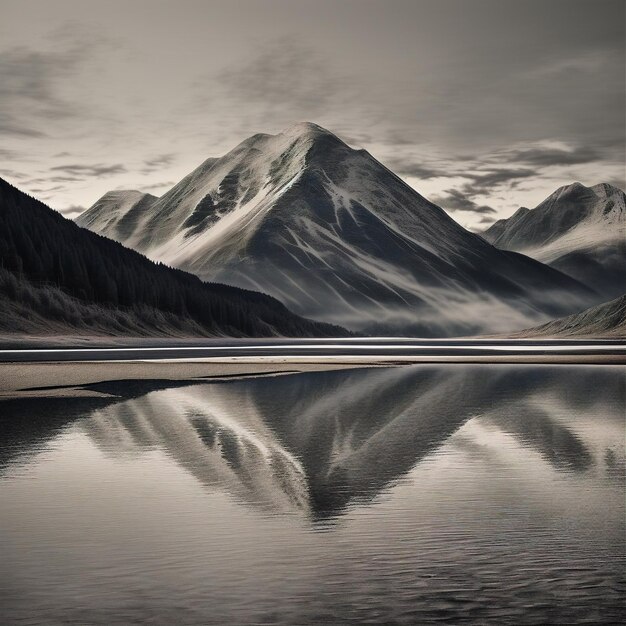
77 122 595 336
482 182 625 300
0 178 344 338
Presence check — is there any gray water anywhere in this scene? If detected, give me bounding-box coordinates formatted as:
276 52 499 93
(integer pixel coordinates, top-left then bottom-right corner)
1 364 624 625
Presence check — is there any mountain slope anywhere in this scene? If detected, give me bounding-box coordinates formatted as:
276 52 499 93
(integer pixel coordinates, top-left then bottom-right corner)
0 177 346 338
78 122 594 336
512 294 626 338
482 182 626 299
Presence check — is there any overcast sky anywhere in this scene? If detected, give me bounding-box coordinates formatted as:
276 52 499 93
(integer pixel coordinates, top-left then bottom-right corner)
1 0 624 229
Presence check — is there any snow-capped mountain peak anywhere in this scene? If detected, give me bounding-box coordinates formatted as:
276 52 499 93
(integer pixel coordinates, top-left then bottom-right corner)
482 181 625 256
282 120 339 140
482 182 625 299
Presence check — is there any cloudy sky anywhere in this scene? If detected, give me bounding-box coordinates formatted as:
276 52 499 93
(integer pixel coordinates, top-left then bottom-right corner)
1 0 624 229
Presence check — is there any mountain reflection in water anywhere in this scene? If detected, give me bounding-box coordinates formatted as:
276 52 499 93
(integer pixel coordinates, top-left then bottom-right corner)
3 365 623 519
1 364 624 625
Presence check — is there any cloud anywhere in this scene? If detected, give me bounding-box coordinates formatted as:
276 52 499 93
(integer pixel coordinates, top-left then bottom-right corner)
138 180 176 192
0 168 29 180
380 157 445 180
431 189 496 214
503 144 602 167
59 204 85 218
29 184 64 193
22 177 52 185
340 131 375 146
467 215 497 234
464 168 536 189
431 168 535 216
0 148 19 160
456 168 537 199
48 175 86 183
0 24 116 140
376 151 543 202
50 163 127 177
140 153 176 174
0 43 83 137
217 39 342 110
196 38 363 136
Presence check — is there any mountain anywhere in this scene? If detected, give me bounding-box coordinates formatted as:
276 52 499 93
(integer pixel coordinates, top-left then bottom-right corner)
77 122 595 336
512 294 626 338
482 182 626 299
0 177 346 338
78 190 158 241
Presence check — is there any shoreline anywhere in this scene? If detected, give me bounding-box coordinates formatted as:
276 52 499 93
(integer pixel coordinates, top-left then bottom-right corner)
0 360 387 397
0 335 624 351
1 351 624 398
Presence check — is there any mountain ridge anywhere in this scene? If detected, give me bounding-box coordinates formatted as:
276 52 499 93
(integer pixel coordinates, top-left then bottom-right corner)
482 181 626 299
482 182 625 252
77 122 596 336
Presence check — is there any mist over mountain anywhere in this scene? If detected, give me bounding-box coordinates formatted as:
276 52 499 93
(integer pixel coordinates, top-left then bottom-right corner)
482 182 626 300
78 122 595 336
0 177 345 338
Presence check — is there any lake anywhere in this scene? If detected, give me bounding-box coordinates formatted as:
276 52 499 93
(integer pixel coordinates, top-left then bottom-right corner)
1 364 624 624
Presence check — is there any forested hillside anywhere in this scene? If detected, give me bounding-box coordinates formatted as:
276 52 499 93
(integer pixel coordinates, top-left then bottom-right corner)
0 178 346 338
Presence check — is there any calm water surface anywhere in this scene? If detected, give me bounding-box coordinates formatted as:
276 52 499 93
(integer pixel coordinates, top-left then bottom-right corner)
1 364 624 625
